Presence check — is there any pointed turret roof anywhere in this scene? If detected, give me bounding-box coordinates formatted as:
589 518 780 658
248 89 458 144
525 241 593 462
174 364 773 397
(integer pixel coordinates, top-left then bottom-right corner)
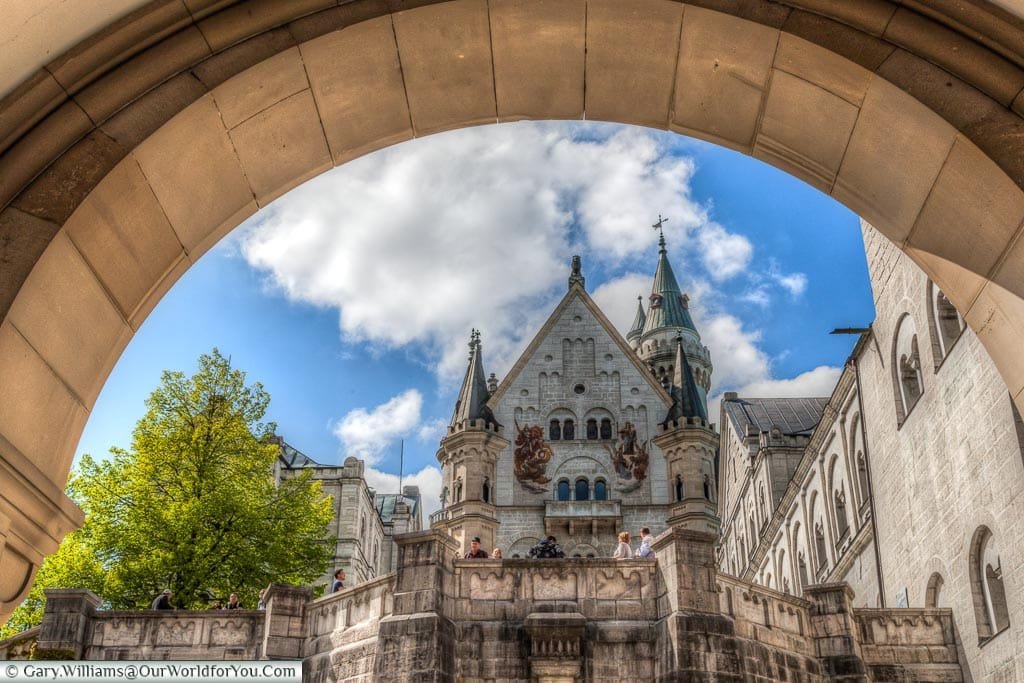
450 329 498 429
662 336 707 425
627 296 646 341
642 233 697 336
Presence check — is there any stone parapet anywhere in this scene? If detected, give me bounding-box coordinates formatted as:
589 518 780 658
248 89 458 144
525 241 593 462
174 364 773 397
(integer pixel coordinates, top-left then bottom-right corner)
0 626 38 660
261 583 311 660
805 583 869 681
855 608 964 682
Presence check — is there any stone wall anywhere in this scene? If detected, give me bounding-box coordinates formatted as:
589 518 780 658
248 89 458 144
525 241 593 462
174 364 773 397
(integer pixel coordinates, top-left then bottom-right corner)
11 528 973 682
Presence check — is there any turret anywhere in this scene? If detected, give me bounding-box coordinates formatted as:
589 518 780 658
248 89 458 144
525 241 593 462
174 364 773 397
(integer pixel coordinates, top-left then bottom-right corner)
434 330 509 555
626 296 646 351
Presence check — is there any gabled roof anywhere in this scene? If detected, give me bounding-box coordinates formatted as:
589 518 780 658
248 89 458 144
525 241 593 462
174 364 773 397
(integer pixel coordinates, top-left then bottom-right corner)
662 337 707 424
642 236 697 336
275 439 323 469
450 329 498 429
487 282 673 408
723 397 829 438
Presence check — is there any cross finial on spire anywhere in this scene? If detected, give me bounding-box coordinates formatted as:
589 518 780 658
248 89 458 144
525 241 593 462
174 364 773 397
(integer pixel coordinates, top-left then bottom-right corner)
653 215 668 252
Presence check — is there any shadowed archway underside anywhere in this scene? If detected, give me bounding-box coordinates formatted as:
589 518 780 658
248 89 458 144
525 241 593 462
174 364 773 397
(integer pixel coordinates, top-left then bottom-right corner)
2 0 1024 618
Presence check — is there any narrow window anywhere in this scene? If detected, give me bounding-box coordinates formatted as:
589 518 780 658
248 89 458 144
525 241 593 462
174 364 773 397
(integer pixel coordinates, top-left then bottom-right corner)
704 474 713 500
674 475 684 502
549 419 561 441
759 486 767 525
798 553 809 588
834 490 849 540
925 572 944 608
594 479 607 501
586 419 598 440
970 526 1010 639
482 477 491 504
815 524 828 571
575 478 589 501
600 418 612 440
454 479 463 502
563 419 575 440
557 480 570 501
857 454 870 508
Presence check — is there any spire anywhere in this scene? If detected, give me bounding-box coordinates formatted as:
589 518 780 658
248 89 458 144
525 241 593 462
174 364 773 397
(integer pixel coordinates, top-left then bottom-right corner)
642 230 697 336
450 329 498 429
568 255 586 289
627 295 647 341
662 336 707 425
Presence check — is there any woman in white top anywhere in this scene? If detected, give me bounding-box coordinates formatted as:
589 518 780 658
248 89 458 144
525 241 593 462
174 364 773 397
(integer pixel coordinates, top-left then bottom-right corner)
613 531 633 559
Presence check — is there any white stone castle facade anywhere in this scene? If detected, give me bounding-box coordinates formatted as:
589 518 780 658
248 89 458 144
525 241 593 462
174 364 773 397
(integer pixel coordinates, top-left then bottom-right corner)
718 221 1024 680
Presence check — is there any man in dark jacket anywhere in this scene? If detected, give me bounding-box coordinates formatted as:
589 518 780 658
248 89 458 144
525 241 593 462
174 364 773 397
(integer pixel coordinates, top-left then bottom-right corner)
529 536 565 558
330 568 346 593
151 589 173 609
464 537 489 559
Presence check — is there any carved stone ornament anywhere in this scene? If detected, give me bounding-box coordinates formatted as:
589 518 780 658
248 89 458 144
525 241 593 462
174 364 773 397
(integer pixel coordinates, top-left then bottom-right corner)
608 421 649 492
514 422 553 493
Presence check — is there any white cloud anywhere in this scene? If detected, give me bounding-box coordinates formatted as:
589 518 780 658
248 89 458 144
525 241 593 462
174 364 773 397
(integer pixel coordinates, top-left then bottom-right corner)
333 390 423 464
364 464 444 523
591 272 652 334
239 122 756 384
707 365 842 424
774 271 808 297
416 418 448 444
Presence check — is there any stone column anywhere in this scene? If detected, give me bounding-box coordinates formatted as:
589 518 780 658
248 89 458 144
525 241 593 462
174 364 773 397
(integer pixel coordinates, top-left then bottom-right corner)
804 583 868 681
372 530 458 682
261 584 312 660
36 589 100 659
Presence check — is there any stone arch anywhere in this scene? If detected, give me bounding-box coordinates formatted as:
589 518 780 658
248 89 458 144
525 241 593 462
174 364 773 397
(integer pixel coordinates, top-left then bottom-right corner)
925 572 945 608
969 525 1011 640
507 535 541 559
891 312 924 424
4 0 1024 617
926 280 966 369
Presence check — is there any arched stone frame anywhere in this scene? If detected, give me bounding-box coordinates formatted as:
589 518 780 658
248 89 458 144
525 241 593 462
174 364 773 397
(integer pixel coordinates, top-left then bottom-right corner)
4 0 1024 618
674 474 683 502
969 525 1011 641
546 407 578 443
847 412 870 513
826 454 850 544
582 407 614 442
507 535 541 559
567 543 598 558
593 478 607 501
807 491 829 574
927 280 966 369
482 477 491 503
758 483 767 528
556 479 571 501
891 312 924 425
574 477 590 501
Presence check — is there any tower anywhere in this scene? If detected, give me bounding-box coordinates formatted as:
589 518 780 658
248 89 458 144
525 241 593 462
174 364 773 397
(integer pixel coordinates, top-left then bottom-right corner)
434 330 509 554
636 229 713 412
653 336 720 536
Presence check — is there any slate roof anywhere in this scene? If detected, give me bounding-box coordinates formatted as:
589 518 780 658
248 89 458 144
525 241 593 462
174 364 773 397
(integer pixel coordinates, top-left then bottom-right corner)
276 439 323 469
375 492 421 523
723 397 829 437
450 329 498 429
642 236 697 336
662 338 707 424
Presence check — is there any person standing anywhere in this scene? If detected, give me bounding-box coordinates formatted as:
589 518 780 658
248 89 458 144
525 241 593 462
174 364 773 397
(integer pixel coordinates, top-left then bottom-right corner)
151 589 173 610
464 537 489 559
225 593 241 609
636 527 655 559
613 531 633 559
331 568 346 593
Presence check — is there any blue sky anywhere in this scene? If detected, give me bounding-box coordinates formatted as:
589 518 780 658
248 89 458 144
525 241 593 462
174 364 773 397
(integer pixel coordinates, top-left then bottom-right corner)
74 121 874 516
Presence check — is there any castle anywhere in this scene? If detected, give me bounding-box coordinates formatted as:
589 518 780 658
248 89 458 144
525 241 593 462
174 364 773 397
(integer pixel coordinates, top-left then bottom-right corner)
5 220 1021 682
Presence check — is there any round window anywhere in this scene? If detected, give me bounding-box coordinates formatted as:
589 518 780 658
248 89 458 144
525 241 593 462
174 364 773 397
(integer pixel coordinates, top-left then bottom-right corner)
573 383 586 395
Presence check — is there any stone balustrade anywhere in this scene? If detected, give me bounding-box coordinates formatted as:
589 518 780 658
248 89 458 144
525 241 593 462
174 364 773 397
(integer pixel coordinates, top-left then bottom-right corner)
0 626 39 660
717 573 814 656
855 608 963 682
304 575 394 682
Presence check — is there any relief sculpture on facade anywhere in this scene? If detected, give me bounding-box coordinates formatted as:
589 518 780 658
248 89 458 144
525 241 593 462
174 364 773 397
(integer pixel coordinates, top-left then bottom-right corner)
514 422 553 493
609 421 649 492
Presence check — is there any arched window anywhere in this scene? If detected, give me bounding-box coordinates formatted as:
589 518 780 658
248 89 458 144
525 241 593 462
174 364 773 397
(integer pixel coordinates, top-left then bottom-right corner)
454 478 463 502
970 526 1010 639
928 282 965 367
892 314 924 423
704 474 713 501
783 577 790 595
798 553 809 588
758 486 767 526
814 523 828 571
440 486 448 507
586 419 598 440
549 419 561 440
748 516 757 548
856 454 870 508
482 477 490 504
925 572 944 608
674 475 683 502
834 489 849 541
600 418 612 440
575 478 589 501
594 479 607 501
563 419 575 440
557 480 570 501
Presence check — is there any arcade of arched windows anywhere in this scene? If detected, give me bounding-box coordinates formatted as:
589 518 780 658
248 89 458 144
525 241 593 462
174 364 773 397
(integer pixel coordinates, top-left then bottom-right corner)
554 476 608 501
548 410 616 442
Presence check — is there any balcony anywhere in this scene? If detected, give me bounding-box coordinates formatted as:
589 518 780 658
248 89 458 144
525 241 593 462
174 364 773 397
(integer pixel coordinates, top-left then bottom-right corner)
429 508 451 526
544 499 622 536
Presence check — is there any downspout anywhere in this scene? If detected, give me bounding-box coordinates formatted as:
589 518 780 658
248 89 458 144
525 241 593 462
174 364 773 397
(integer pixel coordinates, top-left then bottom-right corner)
851 328 886 607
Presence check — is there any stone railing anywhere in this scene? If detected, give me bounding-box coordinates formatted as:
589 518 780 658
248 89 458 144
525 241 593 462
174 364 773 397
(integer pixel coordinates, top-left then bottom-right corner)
86 609 265 659
304 575 395 682
0 626 39 660
717 574 814 656
542 499 622 519
428 508 450 526
449 557 658 622
855 608 963 681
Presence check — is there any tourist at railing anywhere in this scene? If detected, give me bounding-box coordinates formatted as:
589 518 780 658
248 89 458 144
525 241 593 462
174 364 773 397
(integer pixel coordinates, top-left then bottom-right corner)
151 589 174 610
331 568 346 593
613 532 633 559
528 536 565 558
465 537 489 559
636 528 655 559
257 588 268 610
225 593 241 610
492 548 503 560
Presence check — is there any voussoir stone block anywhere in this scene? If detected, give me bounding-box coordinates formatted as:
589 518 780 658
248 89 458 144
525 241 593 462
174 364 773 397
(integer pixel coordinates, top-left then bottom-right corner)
212 46 309 130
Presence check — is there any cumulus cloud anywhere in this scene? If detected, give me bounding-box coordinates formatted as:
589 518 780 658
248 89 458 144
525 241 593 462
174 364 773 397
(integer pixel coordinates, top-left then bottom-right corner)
591 272 653 334
707 365 842 424
333 389 423 464
774 271 808 297
364 464 444 522
239 122 755 385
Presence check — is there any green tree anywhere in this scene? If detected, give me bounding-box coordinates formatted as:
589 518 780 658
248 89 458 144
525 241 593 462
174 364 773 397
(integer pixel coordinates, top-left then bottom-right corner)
2 348 333 630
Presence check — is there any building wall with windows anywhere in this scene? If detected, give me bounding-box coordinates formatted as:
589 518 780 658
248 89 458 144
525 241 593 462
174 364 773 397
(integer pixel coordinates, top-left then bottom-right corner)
719 220 1024 680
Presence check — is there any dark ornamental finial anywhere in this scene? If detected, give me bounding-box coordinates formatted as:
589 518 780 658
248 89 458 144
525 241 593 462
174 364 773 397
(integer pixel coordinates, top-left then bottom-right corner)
653 215 669 252
568 255 586 289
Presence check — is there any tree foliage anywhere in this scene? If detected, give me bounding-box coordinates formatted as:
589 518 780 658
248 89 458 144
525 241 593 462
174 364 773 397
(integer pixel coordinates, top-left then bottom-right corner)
1 349 333 634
